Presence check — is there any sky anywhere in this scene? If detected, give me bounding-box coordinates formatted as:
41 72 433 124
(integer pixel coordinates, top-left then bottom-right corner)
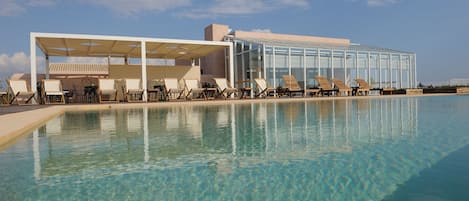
0 0 468 85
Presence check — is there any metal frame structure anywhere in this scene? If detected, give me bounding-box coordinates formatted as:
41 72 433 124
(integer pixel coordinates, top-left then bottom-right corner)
30 32 233 102
232 38 416 90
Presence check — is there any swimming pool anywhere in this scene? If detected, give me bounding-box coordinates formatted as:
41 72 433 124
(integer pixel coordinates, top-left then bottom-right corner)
1 96 468 200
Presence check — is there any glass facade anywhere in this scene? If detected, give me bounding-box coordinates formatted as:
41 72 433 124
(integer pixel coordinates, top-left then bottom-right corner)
233 40 416 89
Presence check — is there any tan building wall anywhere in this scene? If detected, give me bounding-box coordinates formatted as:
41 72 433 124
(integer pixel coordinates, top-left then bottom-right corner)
202 24 230 79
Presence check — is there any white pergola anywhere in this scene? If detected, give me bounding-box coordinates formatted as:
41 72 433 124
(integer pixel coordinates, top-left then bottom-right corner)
30 32 234 101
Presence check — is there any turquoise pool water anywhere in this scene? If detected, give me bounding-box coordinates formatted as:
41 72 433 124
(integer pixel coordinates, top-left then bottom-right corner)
1 96 469 200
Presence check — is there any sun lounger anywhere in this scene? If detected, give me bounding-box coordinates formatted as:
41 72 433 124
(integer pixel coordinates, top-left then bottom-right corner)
42 79 65 104
184 79 206 100
164 78 184 100
281 75 305 97
355 79 371 96
331 78 352 96
98 79 118 103
213 78 238 99
124 79 144 102
0 91 9 105
314 76 338 96
254 78 276 98
8 80 37 105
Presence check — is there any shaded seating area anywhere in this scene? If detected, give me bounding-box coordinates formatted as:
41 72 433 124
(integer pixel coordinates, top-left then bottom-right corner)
164 78 185 100
42 79 65 104
213 78 238 99
254 78 276 98
184 79 206 100
331 78 352 96
124 79 144 102
314 76 337 96
8 80 37 105
98 79 118 103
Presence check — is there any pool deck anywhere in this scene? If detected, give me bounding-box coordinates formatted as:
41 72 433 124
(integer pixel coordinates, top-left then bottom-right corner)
0 94 455 149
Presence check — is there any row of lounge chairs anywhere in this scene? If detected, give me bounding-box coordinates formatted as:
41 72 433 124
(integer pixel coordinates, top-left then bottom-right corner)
0 76 376 105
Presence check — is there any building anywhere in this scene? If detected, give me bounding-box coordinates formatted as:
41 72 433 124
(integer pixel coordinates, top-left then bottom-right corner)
28 24 416 102
203 24 417 89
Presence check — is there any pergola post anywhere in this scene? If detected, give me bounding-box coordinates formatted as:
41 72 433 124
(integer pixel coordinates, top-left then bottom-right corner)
45 55 50 79
30 33 37 104
141 41 147 102
229 43 234 89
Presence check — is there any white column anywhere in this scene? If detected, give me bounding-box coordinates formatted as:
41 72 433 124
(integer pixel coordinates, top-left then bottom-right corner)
262 45 267 79
303 48 307 89
229 43 235 89
30 33 37 103
331 50 334 78
355 51 359 79
344 51 347 84
318 49 321 76
414 54 417 88
389 54 393 88
273 46 276 87
288 48 291 75
399 54 403 88
141 41 147 102
367 52 371 86
378 53 382 88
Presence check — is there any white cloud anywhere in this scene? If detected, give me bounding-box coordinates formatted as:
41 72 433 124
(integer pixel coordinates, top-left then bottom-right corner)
0 52 45 79
180 0 310 19
80 0 191 16
0 0 26 16
367 0 398 6
0 0 57 16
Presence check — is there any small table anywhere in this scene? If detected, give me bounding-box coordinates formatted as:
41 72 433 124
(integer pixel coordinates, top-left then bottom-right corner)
84 86 98 103
239 87 252 99
204 88 217 100
147 89 160 102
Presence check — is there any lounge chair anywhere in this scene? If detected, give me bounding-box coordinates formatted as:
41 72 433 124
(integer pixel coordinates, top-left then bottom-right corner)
281 75 305 97
0 91 9 105
98 79 118 103
355 78 371 96
314 76 338 96
254 78 276 98
282 75 321 97
42 79 65 104
164 78 184 100
331 78 352 96
124 79 144 102
184 79 206 100
213 78 238 99
8 80 37 105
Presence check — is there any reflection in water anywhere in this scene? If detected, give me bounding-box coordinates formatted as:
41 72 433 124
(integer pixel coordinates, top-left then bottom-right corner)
8 97 469 200
36 99 418 176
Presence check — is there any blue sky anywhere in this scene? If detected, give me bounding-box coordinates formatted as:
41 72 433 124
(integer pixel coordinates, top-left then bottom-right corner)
0 0 468 85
